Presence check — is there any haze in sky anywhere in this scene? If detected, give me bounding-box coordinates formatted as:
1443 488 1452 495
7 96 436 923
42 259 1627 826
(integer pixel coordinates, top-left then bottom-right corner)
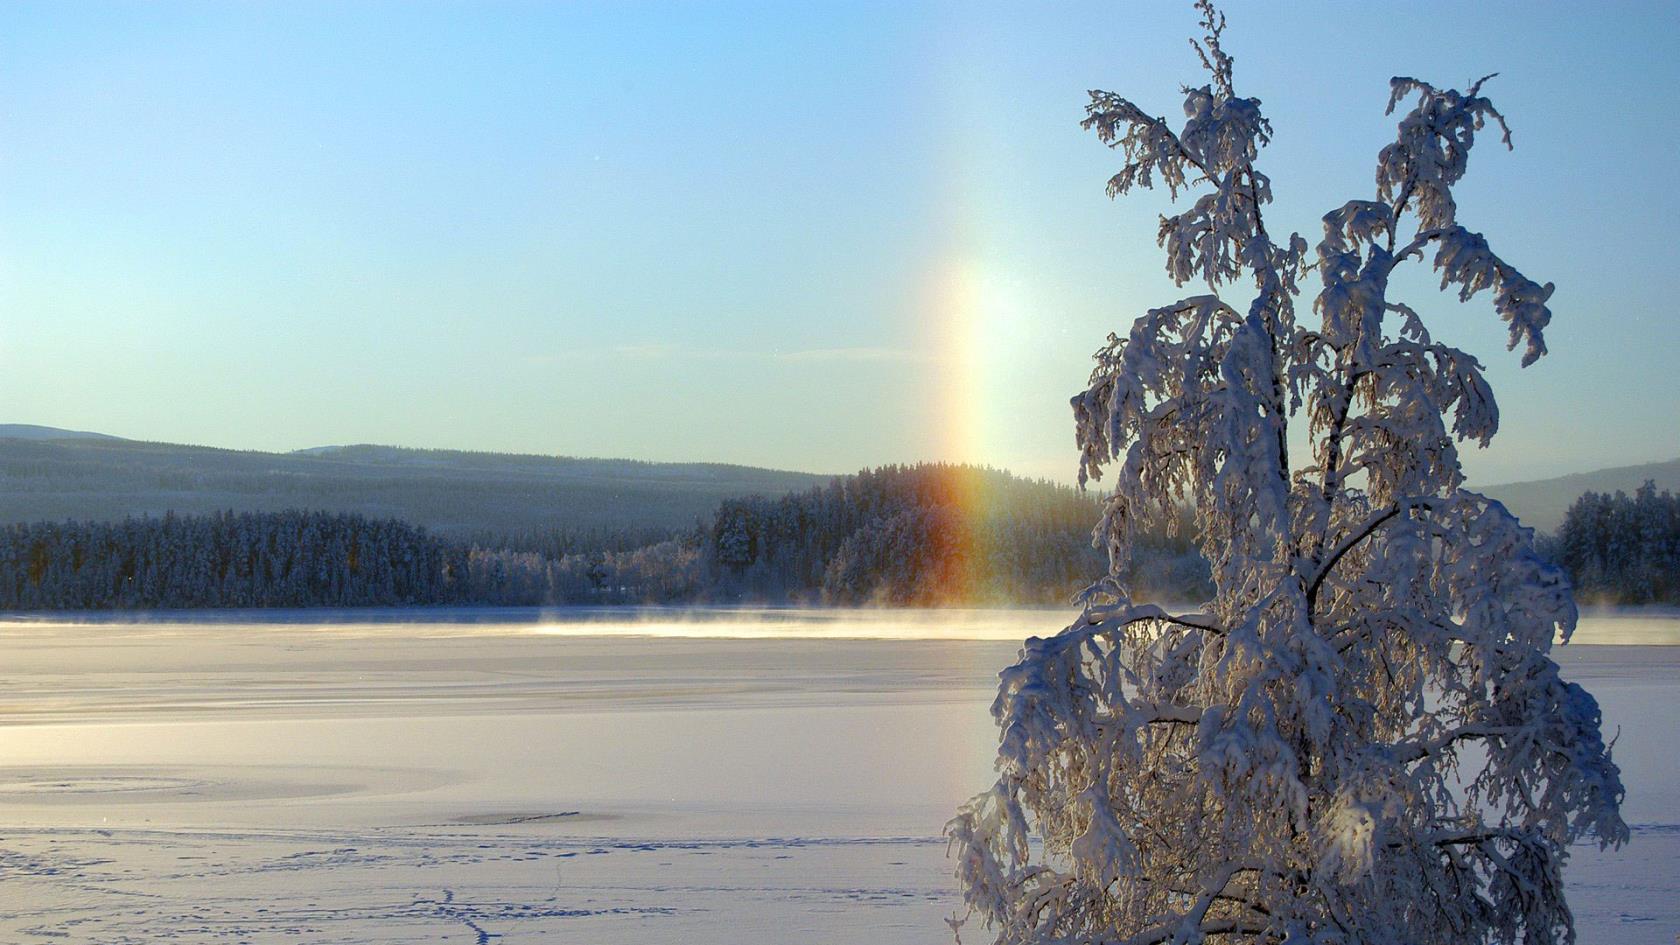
3 0 1676 484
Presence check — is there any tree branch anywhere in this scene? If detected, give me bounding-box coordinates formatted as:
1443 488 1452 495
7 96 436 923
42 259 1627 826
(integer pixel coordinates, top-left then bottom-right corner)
1306 496 1437 612
1134 701 1206 725
1392 723 1516 765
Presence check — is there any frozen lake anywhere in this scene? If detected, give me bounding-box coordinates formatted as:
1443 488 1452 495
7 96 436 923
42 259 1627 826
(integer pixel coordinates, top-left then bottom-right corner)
0 608 1675 943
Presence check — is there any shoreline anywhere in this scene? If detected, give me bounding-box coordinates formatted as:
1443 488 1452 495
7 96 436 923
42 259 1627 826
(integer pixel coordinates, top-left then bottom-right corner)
1 602 1676 645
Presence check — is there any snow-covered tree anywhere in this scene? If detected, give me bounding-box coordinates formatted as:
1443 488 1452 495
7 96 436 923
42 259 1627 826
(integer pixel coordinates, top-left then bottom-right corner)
948 5 1626 944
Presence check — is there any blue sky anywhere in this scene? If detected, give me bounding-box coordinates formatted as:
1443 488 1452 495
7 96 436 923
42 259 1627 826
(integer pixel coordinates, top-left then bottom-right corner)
2 0 1675 483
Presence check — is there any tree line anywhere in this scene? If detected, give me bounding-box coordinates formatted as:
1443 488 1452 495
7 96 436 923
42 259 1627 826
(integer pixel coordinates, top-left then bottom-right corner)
1542 480 1679 604
0 469 1672 610
0 510 469 609
0 465 1204 610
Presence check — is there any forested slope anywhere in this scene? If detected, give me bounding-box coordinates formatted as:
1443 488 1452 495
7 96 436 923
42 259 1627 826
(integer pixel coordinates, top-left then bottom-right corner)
0 436 827 540
1483 457 1680 533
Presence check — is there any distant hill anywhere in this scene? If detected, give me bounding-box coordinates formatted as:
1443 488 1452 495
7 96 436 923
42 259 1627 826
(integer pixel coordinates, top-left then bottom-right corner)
3 424 1666 541
0 423 121 441
0 433 829 539
1482 458 1680 534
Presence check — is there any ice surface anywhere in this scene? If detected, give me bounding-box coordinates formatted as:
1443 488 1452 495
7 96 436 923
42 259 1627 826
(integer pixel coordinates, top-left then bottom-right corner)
0 610 1673 943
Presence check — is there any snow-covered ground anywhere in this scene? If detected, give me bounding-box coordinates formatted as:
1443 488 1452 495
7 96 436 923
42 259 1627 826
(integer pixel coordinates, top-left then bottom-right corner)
0 610 1673 943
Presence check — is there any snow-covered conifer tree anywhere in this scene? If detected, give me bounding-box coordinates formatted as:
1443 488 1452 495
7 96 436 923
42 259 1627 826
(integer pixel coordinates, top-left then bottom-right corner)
949 5 1626 943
